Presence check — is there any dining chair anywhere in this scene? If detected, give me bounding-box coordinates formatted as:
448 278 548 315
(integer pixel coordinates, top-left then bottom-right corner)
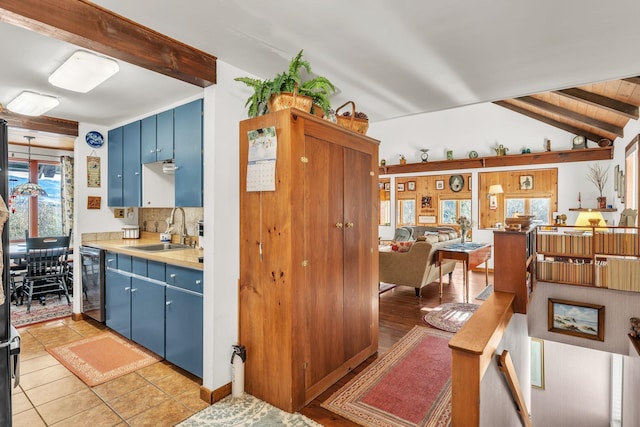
23 234 71 313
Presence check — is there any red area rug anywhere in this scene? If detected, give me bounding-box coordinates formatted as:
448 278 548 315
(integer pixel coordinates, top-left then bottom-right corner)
323 326 452 427
11 294 72 327
422 302 479 333
47 332 162 386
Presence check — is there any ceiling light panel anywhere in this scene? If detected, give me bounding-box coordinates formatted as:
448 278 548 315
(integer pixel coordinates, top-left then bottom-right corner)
49 50 120 93
7 91 59 116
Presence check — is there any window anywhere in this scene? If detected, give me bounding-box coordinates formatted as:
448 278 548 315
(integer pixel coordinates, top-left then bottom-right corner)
505 197 551 225
440 199 471 224
396 199 416 226
9 159 62 240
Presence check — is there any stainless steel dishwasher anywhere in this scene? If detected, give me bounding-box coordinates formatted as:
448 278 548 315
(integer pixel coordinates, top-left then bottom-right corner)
79 245 105 322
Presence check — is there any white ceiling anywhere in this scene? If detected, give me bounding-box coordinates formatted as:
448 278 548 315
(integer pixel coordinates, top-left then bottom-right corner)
3 0 640 128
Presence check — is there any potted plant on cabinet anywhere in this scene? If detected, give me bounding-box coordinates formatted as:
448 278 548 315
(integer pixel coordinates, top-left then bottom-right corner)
235 50 336 118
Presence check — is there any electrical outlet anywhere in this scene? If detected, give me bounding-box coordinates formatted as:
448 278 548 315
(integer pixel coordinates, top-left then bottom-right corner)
114 208 125 218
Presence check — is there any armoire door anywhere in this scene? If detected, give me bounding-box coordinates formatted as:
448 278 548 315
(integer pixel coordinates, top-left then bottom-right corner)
342 147 374 360
303 135 345 388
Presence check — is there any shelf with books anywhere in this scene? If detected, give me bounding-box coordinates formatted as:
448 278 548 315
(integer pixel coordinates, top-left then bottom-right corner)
535 225 640 290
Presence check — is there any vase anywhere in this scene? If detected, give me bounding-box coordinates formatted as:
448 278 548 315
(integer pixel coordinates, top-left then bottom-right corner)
597 196 607 209
461 231 466 244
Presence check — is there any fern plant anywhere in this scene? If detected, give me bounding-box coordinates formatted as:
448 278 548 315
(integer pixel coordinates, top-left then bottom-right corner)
235 49 336 117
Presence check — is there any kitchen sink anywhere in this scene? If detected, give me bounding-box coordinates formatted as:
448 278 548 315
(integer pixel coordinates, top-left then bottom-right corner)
125 243 192 252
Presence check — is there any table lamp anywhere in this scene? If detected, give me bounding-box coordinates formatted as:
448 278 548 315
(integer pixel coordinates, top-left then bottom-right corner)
575 210 606 230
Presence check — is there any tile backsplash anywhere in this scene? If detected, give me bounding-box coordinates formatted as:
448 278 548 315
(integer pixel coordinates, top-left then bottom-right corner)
138 207 204 236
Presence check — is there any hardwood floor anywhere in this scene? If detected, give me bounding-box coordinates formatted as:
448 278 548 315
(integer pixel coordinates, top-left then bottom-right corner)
300 264 493 425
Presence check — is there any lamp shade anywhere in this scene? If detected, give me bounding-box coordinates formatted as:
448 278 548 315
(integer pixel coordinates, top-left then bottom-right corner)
575 211 606 229
12 182 47 197
488 184 504 194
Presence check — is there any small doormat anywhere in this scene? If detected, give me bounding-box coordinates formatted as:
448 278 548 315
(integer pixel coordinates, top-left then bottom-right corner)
475 285 494 301
422 302 479 333
46 332 162 386
323 326 452 427
179 393 322 427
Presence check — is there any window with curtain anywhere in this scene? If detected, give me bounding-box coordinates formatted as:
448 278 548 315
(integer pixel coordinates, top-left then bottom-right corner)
8 159 63 240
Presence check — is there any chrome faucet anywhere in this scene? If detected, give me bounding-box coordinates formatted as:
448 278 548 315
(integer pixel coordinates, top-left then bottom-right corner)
169 207 188 245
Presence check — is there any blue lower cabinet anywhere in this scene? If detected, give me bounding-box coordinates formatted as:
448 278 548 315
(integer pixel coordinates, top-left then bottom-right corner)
165 286 203 377
131 278 166 357
105 269 132 339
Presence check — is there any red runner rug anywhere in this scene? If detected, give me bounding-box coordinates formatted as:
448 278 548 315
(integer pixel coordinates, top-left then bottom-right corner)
323 326 452 427
47 332 162 386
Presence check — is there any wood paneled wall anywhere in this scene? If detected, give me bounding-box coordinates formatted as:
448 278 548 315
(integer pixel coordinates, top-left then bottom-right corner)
478 168 558 229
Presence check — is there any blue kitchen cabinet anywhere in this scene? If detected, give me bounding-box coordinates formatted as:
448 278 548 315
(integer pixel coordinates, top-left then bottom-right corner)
141 115 157 164
107 127 123 206
165 286 203 377
141 110 174 164
174 99 203 207
105 268 132 339
131 277 165 357
122 121 142 206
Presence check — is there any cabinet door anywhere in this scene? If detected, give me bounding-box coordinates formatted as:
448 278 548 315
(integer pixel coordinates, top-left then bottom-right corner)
174 99 203 207
156 109 174 162
107 127 123 206
105 269 131 339
141 115 157 164
131 277 165 357
122 121 142 207
165 287 203 377
342 147 374 359
303 136 345 386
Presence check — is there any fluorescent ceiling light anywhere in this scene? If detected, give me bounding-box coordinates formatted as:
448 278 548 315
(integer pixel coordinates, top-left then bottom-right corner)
7 91 59 116
49 50 119 93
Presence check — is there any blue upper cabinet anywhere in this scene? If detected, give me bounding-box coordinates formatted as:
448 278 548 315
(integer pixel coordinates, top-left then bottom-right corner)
141 115 157 164
107 127 123 206
156 109 174 162
122 121 142 207
141 110 174 164
174 99 203 207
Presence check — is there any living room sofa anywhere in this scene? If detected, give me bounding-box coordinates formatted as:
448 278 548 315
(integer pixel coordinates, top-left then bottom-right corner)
379 230 461 296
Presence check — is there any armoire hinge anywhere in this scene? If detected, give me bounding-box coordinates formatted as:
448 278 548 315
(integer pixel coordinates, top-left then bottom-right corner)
300 156 309 163
302 260 309 267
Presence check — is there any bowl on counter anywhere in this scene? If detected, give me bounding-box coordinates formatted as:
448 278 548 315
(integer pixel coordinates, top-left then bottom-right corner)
505 217 532 228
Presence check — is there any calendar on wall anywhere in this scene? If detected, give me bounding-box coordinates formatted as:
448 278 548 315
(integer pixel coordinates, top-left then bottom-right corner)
246 126 277 192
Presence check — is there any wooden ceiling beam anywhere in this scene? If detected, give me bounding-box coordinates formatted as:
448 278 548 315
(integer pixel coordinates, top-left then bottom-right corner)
0 0 216 87
494 101 606 143
622 77 640 86
515 96 624 138
553 88 639 119
0 111 78 136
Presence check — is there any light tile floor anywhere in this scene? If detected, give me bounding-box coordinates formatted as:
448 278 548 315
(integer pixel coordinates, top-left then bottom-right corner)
12 317 208 426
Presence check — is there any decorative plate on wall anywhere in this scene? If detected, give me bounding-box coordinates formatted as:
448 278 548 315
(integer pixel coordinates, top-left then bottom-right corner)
85 131 104 148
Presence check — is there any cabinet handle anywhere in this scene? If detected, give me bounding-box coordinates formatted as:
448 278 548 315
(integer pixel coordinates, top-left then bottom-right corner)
134 171 140 176
107 259 113 264
156 148 162 152
117 174 122 178
124 287 131 291
150 149 156 153
166 300 172 306
170 273 176 278
195 280 201 285
335 222 343 229
346 222 354 228
174 166 180 171
130 288 137 293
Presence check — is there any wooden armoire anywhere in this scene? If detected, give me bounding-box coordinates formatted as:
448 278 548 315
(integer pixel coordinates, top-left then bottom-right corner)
239 109 380 412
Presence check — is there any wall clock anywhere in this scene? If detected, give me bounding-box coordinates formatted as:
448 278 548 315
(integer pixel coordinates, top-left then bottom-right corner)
85 131 104 148
449 175 464 192
572 135 586 149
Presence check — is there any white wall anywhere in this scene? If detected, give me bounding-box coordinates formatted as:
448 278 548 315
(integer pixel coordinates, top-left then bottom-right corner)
531 340 611 427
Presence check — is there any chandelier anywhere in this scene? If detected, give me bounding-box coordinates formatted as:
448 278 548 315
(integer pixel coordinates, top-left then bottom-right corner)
11 136 47 197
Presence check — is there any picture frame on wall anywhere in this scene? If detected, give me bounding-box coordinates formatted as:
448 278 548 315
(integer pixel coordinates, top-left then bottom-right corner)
614 165 619 191
397 183 405 192
384 182 391 191
408 181 416 191
548 298 605 341
519 175 533 190
436 180 444 190
530 338 544 389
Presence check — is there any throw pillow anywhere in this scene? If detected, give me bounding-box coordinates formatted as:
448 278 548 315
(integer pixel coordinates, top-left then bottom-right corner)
425 235 439 244
396 240 414 252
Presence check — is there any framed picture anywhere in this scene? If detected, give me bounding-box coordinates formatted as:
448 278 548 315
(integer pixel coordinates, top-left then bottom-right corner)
418 215 436 224
548 298 605 341
421 195 432 208
468 176 472 191
618 170 625 199
519 175 533 190
436 180 444 190
384 182 391 191
87 196 101 209
614 165 619 191
397 183 405 192
407 181 416 191
530 338 544 389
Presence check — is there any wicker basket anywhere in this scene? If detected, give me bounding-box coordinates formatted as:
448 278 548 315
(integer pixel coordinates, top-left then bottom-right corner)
336 101 368 134
268 90 313 114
